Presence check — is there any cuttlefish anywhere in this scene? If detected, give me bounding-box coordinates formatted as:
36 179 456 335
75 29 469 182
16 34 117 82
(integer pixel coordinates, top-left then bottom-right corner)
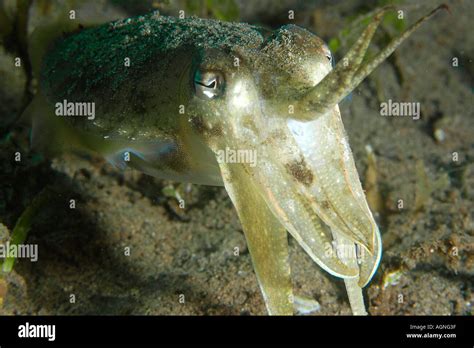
24 5 446 315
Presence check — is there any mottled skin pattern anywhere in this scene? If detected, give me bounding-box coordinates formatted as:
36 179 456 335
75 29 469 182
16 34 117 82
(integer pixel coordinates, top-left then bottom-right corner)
28 7 446 315
41 14 264 138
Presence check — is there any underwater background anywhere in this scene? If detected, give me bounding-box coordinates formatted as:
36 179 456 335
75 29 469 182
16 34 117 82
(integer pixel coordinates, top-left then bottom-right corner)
0 0 472 315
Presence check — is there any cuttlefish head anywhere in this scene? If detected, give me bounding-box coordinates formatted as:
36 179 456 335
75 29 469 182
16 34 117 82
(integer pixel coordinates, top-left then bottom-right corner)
184 23 378 285
181 6 446 301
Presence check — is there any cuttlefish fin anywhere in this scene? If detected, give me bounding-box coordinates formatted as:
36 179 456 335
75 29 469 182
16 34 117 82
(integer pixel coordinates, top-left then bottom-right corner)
219 162 294 315
104 142 176 170
295 4 448 120
24 94 89 157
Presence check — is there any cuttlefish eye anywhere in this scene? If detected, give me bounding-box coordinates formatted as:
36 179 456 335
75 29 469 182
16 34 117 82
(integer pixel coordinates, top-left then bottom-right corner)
322 46 332 63
194 69 225 99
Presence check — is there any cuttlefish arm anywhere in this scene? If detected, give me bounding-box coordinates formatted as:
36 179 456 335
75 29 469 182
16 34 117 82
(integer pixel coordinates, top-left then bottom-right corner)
220 162 293 315
294 4 449 120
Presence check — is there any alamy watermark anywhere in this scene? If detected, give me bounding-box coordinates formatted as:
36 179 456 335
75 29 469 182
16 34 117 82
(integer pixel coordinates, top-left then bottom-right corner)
18 322 55 341
380 99 420 120
0 242 38 263
324 241 365 263
216 147 257 167
55 99 95 120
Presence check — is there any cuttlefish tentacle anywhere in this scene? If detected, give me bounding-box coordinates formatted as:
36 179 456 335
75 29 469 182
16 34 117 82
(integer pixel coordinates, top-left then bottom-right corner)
295 4 449 120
